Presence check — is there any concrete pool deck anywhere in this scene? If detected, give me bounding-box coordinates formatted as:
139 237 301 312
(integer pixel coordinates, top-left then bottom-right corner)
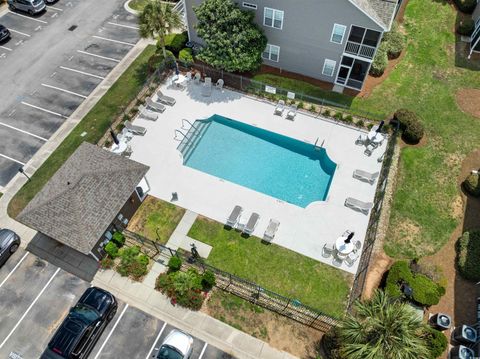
127 77 386 275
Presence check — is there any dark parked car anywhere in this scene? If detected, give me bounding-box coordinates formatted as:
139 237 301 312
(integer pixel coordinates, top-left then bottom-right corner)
41 287 117 359
7 0 46 15
0 229 20 267
0 25 10 43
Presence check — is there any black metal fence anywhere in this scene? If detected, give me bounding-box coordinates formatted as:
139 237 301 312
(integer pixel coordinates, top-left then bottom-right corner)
346 129 399 311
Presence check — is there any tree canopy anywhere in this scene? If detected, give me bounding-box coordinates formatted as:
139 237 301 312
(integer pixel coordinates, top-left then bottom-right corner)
194 0 267 72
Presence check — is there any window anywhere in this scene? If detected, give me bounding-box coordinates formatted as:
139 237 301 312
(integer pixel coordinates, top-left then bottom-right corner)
331 24 347 44
262 44 280 62
322 59 336 77
242 2 257 10
264 8 284 29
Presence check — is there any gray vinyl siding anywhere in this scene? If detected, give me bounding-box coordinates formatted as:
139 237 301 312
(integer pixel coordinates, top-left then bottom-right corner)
184 0 384 84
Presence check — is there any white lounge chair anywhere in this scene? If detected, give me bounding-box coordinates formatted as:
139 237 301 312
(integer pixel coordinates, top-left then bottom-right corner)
226 205 243 228
145 97 166 113
119 127 134 142
185 72 192 82
156 90 176 106
345 251 359 267
286 104 297 120
344 197 373 215
355 135 367 146
242 212 260 235
202 77 212 97
263 219 280 242
274 100 285 116
364 144 375 157
124 120 146 136
138 105 159 121
322 243 335 258
194 72 201 84
216 79 224 91
353 169 380 184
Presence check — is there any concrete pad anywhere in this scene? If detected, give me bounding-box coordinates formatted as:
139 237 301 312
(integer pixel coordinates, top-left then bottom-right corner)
259 344 288 359
180 236 212 258
229 331 264 357
199 316 236 342
96 268 116 283
124 281 151 302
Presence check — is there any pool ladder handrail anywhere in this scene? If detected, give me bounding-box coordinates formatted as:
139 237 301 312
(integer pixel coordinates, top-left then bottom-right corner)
314 137 325 150
174 129 188 142
181 118 199 132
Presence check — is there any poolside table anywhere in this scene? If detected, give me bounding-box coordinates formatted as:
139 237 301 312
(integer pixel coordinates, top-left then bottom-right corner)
335 237 354 257
367 131 384 145
110 141 127 155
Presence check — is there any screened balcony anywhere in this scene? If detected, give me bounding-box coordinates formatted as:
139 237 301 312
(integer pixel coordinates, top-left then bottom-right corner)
344 26 381 60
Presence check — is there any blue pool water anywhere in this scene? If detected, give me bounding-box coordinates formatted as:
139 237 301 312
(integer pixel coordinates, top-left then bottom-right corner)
182 115 336 208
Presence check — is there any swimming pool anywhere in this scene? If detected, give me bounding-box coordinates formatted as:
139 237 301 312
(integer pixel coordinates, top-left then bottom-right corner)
181 115 336 208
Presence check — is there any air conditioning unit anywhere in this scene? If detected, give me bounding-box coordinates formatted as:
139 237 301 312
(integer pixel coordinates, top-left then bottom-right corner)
429 313 451 331
452 325 478 345
450 345 475 359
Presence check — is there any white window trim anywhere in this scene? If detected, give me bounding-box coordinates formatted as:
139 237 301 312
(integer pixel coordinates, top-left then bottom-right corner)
242 2 257 10
262 44 280 62
263 7 284 30
322 59 337 77
330 23 347 44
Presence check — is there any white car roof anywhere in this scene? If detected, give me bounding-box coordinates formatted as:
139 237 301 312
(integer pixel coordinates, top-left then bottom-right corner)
162 330 193 355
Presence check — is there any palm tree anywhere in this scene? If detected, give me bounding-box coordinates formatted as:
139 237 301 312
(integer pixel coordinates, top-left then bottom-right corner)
336 290 430 359
139 0 182 59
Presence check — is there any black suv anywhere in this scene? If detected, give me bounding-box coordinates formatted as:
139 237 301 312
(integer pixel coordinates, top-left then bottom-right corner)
41 287 117 359
0 25 10 43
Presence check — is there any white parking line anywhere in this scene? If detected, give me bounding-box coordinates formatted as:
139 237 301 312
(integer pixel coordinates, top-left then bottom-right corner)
21 101 68 119
0 153 26 166
47 5 63 11
0 267 60 349
198 343 208 359
9 11 48 24
0 121 48 141
94 304 129 359
7 28 31 37
59 66 105 80
92 35 135 46
0 45 12 51
145 322 167 359
0 252 29 289
107 21 140 30
77 50 120 63
41 83 87 99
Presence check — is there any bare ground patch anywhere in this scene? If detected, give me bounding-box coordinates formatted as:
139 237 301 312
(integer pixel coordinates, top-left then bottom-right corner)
455 88 480 118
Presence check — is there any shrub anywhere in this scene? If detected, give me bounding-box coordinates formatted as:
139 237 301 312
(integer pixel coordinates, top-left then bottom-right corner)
323 109 331 117
321 327 343 359
457 18 475 36
179 48 194 66
463 173 480 197
454 0 477 13
111 231 125 247
168 256 182 272
356 119 365 128
334 112 344 121
147 50 175 74
393 109 425 144
100 256 114 269
298 102 304 109
344 115 354 123
105 242 119 258
201 270 216 290
116 246 148 279
162 31 188 55
370 42 388 77
156 268 206 310
309 104 316 113
384 29 405 59
456 231 480 281
422 327 448 359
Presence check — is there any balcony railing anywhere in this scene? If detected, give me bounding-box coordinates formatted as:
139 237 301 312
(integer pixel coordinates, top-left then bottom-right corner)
345 41 376 60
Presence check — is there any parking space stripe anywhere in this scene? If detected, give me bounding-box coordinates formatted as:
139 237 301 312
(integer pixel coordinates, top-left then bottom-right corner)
0 121 48 141
9 11 48 24
198 343 208 359
77 50 120 63
0 45 12 51
47 5 63 11
145 322 167 359
0 252 29 289
21 101 68 119
92 35 136 46
0 267 60 349
107 21 140 30
59 66 105 79
94 304 129 359
0 153 26 166
7 28 31 37
41 83 87 99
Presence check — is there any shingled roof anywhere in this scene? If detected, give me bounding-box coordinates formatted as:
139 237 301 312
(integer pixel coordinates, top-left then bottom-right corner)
350 0 398 30
18 142 149 255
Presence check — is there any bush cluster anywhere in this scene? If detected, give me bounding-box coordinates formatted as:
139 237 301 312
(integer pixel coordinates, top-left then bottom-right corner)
422 326 448 359
147 50 175 74
463 173 480 197
116 246 149 279
370 42 389 77
161 31 188 55
454 0 477 13
457 18 475 36
156 258 215 310
111 231 125 247
382 24 406 59
385 261 446 306
179 48 194 66
393 109 425 144
456 231 480 281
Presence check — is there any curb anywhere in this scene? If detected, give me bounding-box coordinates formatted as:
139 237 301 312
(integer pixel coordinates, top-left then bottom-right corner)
124 0 139 15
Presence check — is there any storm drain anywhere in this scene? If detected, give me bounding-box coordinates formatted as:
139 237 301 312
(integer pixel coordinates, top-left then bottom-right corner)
68 25 78 31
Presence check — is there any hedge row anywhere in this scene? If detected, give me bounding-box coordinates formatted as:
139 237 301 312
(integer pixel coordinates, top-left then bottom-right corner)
456 231 480 281
370 23 406 77
393 109 425 144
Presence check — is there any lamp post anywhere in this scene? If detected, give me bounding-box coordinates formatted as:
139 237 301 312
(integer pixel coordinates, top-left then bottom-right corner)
18 167 31 182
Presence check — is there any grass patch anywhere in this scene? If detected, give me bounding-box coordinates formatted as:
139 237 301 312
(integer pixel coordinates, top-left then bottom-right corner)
127 196 185 244
8 45 157 218
188 217 351 317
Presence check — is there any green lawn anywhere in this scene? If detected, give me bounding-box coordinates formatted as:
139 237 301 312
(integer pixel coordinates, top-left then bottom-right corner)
188 217 351 317
8 45 157 218
128 196 185 244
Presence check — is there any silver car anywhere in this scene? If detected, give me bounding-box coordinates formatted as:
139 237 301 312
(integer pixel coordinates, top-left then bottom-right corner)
0 229 20 267
7 0 46 15
155 330 193 359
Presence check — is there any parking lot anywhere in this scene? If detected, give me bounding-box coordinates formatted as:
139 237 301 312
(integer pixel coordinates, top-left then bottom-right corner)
0 248 234 359
0 0 141 189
